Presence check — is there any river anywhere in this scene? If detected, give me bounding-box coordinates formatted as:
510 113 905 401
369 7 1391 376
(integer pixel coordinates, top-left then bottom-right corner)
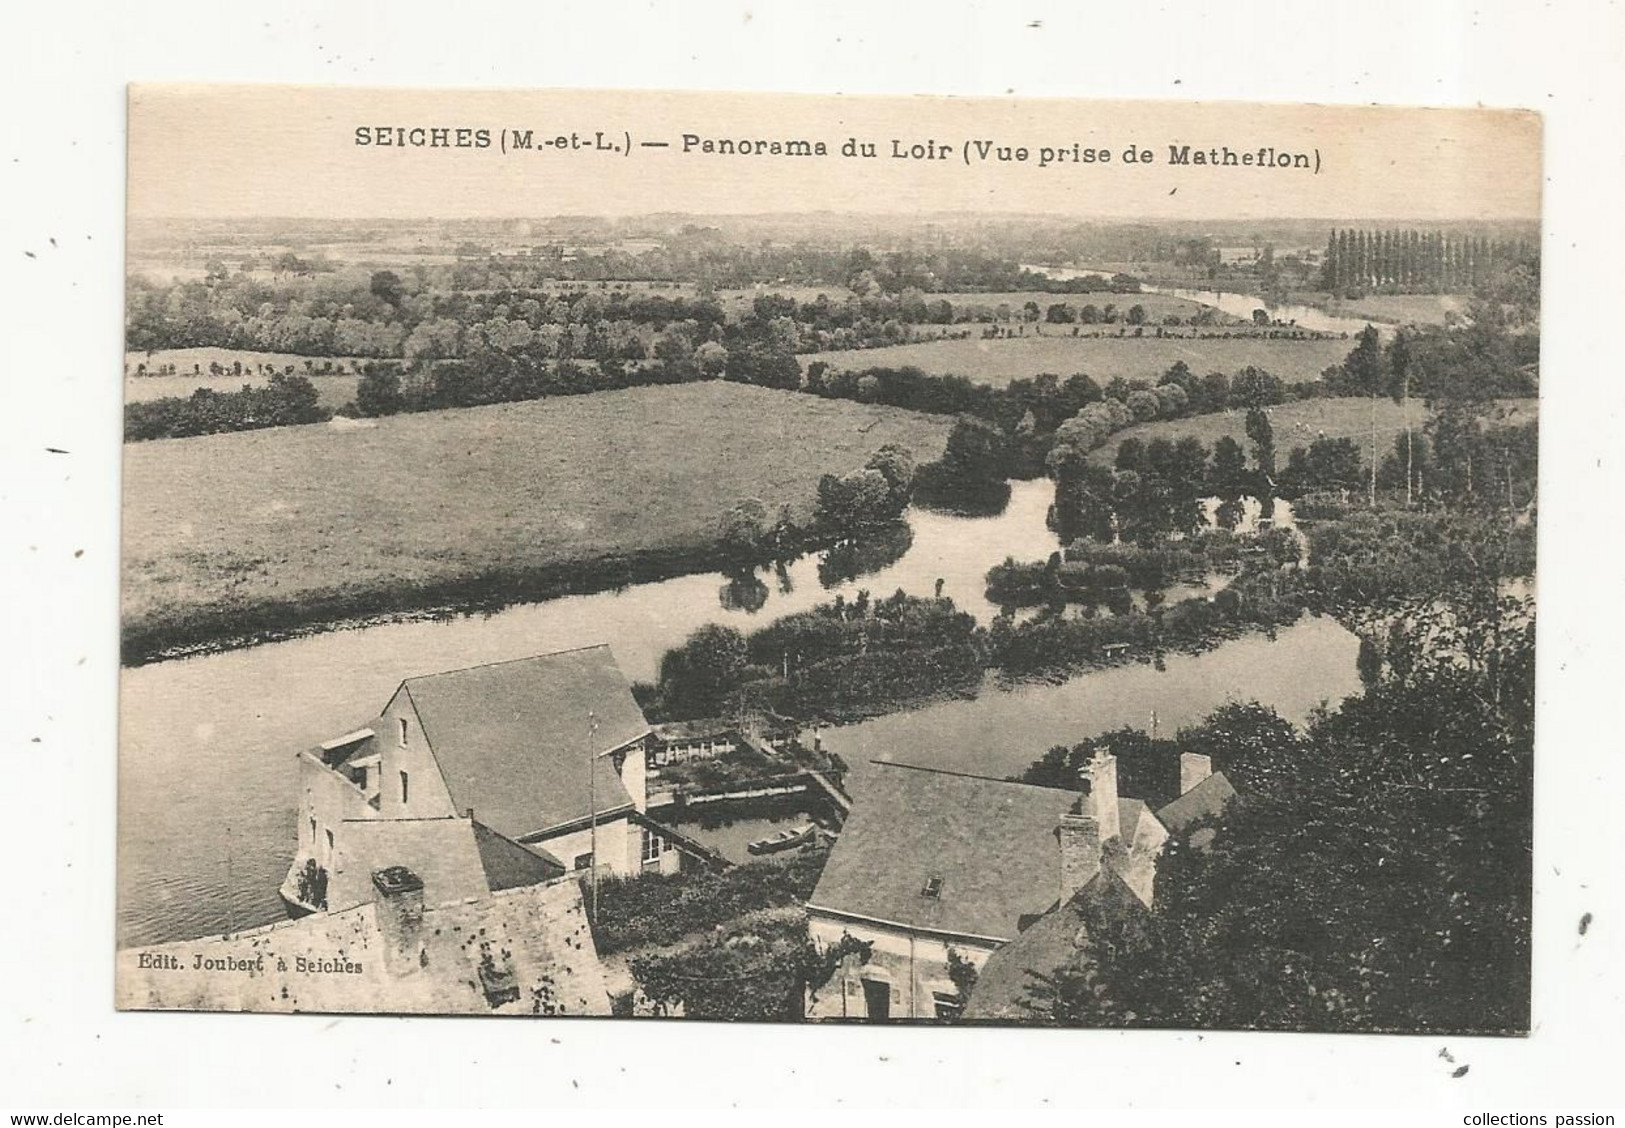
117 478 1353 947
1019 262 1380 336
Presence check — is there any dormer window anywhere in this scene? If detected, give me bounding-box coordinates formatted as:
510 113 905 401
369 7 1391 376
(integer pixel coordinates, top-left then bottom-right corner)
921 876 944 899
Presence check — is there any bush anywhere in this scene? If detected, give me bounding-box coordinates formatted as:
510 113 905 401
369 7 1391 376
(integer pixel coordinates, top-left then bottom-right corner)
591 849 827 955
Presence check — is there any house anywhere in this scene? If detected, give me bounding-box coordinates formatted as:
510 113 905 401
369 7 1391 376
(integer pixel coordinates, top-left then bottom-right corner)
960 868 1149 1024
805 763 1089 1022
962 754 1238 1024
806 747 1236 1022
119 865 614 1016
285 644 687 916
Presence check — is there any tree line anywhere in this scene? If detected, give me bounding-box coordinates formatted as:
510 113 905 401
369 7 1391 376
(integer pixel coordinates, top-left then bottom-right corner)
1317 228 1536 296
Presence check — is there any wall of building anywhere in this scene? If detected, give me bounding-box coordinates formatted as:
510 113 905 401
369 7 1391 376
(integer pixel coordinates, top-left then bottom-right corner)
539 816 638 878
376 690 455 820
286 751 375 908
806 913 1000 1022
614 738 648 812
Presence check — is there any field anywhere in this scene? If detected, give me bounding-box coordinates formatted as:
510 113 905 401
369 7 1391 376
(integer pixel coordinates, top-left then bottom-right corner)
713 288 1223 323
125 348 365 410
1294 293 1467 326
1088 396 1540 467
809 334 1357 388
121 382 953 654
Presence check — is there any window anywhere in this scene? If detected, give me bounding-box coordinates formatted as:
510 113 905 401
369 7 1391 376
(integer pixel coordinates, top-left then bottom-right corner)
309 817 316 842
642 828 665 864
399 770 409 805
398 717 408 747
921 876 944 899
325 829 334 853
574 852 594 871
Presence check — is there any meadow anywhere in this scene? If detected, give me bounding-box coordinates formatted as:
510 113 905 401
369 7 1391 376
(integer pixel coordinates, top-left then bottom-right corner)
1087 395 1540 467
1298 293 1466 326
125 348 366 410
121 382 953 658
809 333 1357 388
713 287 1222 322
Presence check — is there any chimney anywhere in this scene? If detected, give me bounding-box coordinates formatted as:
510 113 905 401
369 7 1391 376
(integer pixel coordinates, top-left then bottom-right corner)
1179 752 1213 795
1057 807 1101 903
1082 747 1121 844
371 865 425 977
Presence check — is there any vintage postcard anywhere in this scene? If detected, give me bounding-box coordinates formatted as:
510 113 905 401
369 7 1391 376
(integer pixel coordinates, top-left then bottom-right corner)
117 86 1539 1031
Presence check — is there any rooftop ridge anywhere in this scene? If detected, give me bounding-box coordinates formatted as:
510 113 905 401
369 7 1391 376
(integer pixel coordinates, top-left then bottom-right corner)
400 643 616 685
867 759 1084 794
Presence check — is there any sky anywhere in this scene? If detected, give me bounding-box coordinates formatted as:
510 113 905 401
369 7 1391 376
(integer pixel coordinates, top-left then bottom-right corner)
128 85 1542 223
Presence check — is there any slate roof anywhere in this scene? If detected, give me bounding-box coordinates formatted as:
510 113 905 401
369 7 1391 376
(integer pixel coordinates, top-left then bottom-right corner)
328 816 563 910
807 763 1083 943
1117 797 1149 844
398 645 648 839
1154 770 1237 836
963 868 1147 1024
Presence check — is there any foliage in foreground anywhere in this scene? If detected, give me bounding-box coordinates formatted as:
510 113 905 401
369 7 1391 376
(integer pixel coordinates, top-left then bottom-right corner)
590 848 826 956
1026 595 1534 1034
631 918 871 1022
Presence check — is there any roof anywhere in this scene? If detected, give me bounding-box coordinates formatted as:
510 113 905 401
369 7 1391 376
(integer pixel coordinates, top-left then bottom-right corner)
1118 797 1149 844
1154 770 1237 836
807 762 1082 943
327 816 562 910
117 879 613 1016
471 821 566 890
398 645 648 839
652 718 740 742
963 869 1147 1023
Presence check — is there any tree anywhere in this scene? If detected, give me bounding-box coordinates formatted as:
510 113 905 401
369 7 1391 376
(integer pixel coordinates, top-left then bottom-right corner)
865 444 917 510
694 340 729 378
1342 324 1386 506
938 416 1010 485
1230 366 1284 410
369 270 405 306
1040 597 1533 1034
814 468 901 540
718 498 771 566
658 624 748 718
1386 330 1415 506
1244 407 1276 499
1126 389 1161 423
355 367 403 417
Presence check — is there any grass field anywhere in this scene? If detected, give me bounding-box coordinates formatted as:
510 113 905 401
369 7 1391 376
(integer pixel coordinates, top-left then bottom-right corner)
709 288 1223 325
809 334 1357 388
1088 396 1540 467
1291 293 1467 326
121 383 953 652
125 348 366 410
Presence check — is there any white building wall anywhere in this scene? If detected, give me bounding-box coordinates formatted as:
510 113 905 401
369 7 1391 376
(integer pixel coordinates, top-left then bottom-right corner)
538 817 639 878
807 912 1000 1021
376 690 455 820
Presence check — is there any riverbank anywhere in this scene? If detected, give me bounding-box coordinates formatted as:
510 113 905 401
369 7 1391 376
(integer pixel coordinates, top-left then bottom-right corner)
121 383 952 666
124 536 817 666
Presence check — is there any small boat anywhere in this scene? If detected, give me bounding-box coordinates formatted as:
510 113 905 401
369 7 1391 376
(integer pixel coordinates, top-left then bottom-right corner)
747 825 815 855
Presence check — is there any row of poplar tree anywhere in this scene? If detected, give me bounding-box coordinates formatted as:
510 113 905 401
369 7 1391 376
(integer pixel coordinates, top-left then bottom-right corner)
1318 228 1531 293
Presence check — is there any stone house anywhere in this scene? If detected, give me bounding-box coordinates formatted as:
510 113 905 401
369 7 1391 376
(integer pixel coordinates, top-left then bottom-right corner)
806 749 1235 1022
284 644 688 917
